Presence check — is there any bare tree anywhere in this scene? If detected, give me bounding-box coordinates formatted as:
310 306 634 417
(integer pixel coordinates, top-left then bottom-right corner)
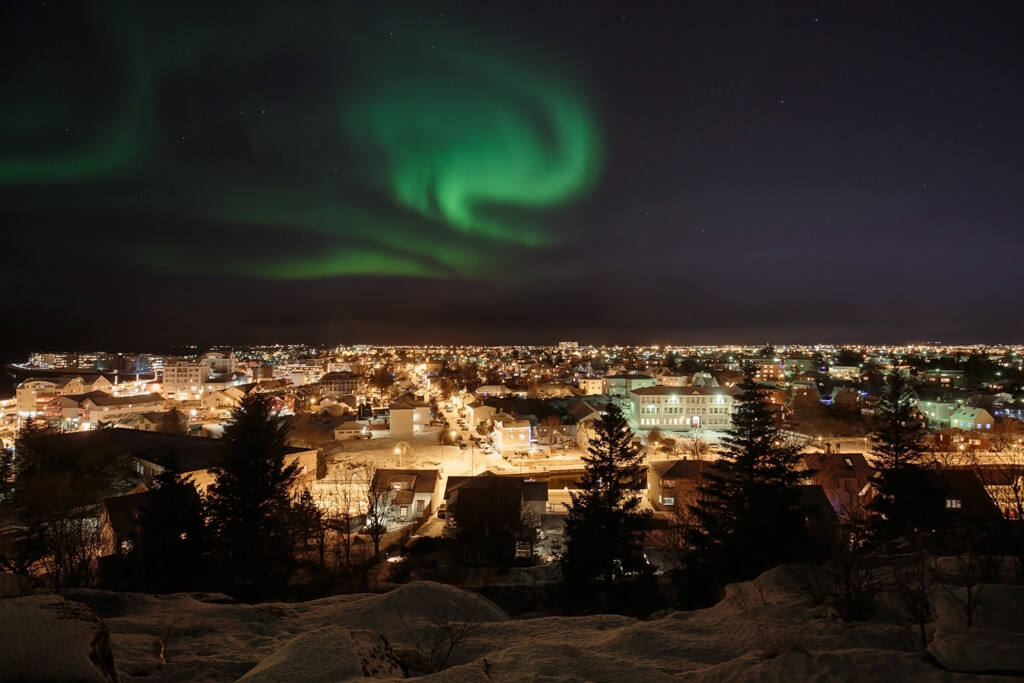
395 593 484 672
685 429 709 460
364 467 395 562
539 414 564 446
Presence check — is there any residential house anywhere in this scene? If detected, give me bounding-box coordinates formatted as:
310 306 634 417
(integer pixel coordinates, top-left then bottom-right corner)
647 459 711 512
371 468 441 522
566 399 602 450
442 474 548 565
949 406 995 432
492 412 533 452
466 402 496 429
605 374 657 397
577 377 606 395
830 388 862 413
916 392 963 428
113 409 188 433
800 452 875 517
388 393 431 436
334 420 369 440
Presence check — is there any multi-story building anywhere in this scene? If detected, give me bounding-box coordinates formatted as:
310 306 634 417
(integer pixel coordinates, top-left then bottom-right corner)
160 352 247 403
630 385 738 431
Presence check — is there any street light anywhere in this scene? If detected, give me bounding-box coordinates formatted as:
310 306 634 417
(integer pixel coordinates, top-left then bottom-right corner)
394 446 402 468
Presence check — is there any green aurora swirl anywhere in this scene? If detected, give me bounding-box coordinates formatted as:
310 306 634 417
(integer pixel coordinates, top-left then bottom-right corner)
0 5 603 280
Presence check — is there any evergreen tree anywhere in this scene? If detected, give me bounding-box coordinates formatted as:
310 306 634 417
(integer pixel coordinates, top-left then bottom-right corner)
687 366 808 583
132 469 208 592
205 393 300 594
868 368 930 539
562 403 649 597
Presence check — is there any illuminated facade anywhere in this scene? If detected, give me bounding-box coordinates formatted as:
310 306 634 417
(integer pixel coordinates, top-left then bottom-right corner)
630 385 738 431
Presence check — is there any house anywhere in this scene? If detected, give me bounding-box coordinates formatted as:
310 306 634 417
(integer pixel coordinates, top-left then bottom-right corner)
492 412 532 452
578 377 606 395
800 452 875 517
82 392 167 426
99 490 153 557
916 392 963 428
949 407 995 432
791 381 821 409
647 459 711 512
371 468 440 522
334 420 369 440
861 468 1002 531
567 399 603 449
464 400 496 429
201 386 247 411
388 394 431 436
442 474 548 565
113 409 188 433
830 388 862 413
927 469 1003 529
605 374 657 397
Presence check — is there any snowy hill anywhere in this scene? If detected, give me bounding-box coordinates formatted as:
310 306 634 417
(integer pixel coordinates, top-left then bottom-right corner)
3 568 1023 681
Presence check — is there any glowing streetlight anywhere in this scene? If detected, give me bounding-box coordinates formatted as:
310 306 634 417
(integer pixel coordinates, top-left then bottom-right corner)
394 446 402 468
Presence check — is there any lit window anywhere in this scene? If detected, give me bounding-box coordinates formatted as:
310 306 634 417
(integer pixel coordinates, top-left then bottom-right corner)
945 498 962 509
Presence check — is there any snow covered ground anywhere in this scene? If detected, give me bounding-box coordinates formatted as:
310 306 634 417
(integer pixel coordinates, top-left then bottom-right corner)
6 566 1022 681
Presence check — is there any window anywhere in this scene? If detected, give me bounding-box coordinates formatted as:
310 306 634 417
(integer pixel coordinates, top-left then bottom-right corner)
662 478 676 488
663 497 675 506
945 498 962 509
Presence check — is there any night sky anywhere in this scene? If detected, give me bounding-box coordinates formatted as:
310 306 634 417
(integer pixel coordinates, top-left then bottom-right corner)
1 1 1021 358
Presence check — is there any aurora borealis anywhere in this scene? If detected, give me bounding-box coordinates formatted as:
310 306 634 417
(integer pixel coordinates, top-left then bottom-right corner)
2 2 1023 353
0 4 601 282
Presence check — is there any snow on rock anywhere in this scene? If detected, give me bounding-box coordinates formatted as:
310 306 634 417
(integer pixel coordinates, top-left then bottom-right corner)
59 569 1024 682
928 627 1024 675
0 594 119 682
420 642 678 682
367 580 509 623
679 648 966 683
237 625 405 682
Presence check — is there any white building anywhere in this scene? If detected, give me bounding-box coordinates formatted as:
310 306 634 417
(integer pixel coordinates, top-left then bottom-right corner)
389 394 431 436
492 412 532 452
630 385 738 431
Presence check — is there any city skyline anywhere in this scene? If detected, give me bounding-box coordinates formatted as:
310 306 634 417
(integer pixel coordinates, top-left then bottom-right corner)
1 1 1022 359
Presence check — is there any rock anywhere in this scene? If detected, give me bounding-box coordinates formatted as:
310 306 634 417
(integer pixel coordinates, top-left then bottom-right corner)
0 594 118 682
238 625 405 682
927 626 1024 675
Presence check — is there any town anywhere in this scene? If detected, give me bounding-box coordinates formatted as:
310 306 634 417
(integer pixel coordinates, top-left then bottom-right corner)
4 342 1022 564
3 341 1024 678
